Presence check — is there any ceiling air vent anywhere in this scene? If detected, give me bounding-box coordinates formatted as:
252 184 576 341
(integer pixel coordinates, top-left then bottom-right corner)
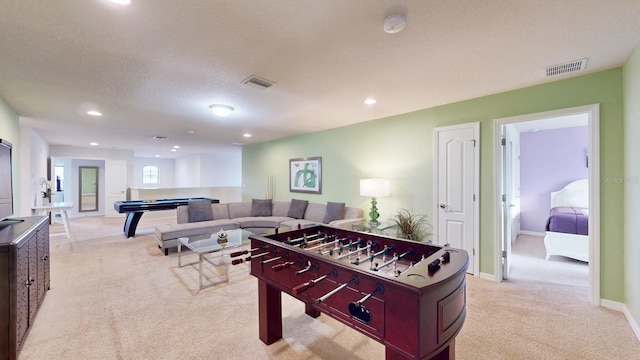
153 135 168 140
242 75 276 89
545 58 588 77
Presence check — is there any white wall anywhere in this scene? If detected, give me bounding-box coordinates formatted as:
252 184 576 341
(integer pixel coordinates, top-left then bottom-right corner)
198 151 241 186
175 154 201 187
19 127 49 216
132 157 175 188
174 148 242 187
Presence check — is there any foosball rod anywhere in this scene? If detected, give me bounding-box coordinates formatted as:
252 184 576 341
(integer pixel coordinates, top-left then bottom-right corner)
231 251 269 265
285 233 323 245
374 248 413 271
291 269 337 295
351 283 384 307
335 243 371 261
229 247 261 258
315 276 358 304
290 235 327 248
305 237 348 252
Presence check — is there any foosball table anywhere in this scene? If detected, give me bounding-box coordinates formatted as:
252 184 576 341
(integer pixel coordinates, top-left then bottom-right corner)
232 225 468 360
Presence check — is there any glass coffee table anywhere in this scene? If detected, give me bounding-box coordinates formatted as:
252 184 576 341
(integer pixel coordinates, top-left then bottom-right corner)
177 229 252 289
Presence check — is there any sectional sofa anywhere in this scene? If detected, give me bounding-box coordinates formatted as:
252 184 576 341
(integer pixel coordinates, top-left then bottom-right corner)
154 199 364 255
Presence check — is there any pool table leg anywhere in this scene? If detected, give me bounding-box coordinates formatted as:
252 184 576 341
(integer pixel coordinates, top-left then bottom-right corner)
124 211 144 238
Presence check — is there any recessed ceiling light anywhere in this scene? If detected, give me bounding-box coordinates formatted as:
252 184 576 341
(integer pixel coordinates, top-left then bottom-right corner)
243 133 252 138
209 104 234 117
186 130 195 135
171 149 177 152
110 0 131 5
173 145 180 149
155 154 160 157
87 110 102 116
364 98 377 105
90 142 98 146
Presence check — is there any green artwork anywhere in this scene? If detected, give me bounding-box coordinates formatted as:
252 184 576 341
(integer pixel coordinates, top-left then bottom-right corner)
290 157 322 193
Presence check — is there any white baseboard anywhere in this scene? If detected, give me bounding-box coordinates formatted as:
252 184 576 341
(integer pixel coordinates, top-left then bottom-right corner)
519 230 546 237
479 272 497 282
601 299 640 343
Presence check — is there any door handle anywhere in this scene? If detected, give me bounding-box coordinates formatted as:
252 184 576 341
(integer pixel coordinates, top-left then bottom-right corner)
439 204 446 209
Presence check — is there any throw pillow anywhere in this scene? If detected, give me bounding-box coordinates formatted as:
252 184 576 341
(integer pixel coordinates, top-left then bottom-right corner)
251 198 273 216
288 199 309 219
188 200 213 223
322 202 345 224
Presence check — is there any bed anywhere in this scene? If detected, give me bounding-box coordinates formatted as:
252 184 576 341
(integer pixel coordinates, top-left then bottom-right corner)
543 179 589 262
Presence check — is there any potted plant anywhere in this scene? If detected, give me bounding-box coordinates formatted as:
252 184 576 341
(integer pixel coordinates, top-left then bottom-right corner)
392 208 430 241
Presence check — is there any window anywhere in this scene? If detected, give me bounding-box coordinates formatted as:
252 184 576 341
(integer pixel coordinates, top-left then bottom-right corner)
142 165 159 185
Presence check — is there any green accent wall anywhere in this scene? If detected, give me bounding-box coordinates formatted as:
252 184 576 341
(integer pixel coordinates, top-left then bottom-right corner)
0 97 21 215
623 45 640 328
246 68 624 301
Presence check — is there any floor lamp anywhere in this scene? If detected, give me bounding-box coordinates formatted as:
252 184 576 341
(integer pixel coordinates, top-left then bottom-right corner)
360 179 390 227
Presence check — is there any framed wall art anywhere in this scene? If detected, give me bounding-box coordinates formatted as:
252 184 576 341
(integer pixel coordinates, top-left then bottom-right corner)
289 157 322 194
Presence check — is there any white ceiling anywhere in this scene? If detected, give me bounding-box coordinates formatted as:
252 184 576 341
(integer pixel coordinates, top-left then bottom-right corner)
1 0 639 158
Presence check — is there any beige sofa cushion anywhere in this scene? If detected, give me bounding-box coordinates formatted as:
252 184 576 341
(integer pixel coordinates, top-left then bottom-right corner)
303 203 326 223
212 203 230 219
155 219 239 241
272 201 290 217
235 216 292 229
228 202 252 218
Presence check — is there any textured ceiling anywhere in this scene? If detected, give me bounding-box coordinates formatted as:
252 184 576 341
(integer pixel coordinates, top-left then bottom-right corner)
1 0 639 158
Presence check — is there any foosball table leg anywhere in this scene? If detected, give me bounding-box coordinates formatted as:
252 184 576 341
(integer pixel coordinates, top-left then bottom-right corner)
305 303 320 318
258 279 282 345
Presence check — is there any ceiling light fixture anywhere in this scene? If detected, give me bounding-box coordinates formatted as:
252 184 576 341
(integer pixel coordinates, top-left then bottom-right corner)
109 0 131 5
243 133 252 138
383 13 407 34
364 98 377 105
209 104 234 117
90 142 99 146
87 110 102 116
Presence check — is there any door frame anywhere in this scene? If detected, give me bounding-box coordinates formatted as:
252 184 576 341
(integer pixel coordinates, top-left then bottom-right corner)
433 122 480 276
493 104 600 305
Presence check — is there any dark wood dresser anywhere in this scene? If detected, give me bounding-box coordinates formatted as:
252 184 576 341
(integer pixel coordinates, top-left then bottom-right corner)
0 216 50 360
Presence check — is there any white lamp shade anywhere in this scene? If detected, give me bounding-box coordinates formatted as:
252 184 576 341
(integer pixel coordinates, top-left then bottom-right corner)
360 179 390 197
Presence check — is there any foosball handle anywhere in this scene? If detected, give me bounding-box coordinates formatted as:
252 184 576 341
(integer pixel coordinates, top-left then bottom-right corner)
428 258 441 274
232 258 245 265
292 282 312 295
230 249 248 258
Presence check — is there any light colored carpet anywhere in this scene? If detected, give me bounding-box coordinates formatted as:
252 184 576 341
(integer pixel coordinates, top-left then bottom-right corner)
19 217 640 359
510 234 588 287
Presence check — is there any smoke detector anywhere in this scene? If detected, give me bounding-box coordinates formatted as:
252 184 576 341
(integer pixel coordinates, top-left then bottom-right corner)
384 13 407 34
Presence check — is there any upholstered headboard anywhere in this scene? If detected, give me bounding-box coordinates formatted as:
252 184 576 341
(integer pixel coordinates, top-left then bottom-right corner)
550 179 588 208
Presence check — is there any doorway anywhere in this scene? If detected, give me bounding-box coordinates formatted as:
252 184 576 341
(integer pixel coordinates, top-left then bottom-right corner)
494 104 600 305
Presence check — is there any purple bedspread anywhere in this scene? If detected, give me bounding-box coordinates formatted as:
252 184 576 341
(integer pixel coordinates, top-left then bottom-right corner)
545 207 588 235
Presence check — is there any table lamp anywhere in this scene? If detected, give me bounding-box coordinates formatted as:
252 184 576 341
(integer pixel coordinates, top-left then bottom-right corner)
360 179 390 226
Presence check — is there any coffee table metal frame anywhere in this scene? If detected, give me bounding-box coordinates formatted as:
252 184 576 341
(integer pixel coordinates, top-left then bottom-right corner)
177 229 252 289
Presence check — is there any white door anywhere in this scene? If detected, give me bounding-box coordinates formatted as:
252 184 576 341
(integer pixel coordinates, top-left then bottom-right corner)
104 160 127 217
434 123 479 275
500 132 512 279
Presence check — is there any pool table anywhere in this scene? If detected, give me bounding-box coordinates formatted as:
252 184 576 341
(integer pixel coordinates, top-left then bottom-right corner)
114 197 219 238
